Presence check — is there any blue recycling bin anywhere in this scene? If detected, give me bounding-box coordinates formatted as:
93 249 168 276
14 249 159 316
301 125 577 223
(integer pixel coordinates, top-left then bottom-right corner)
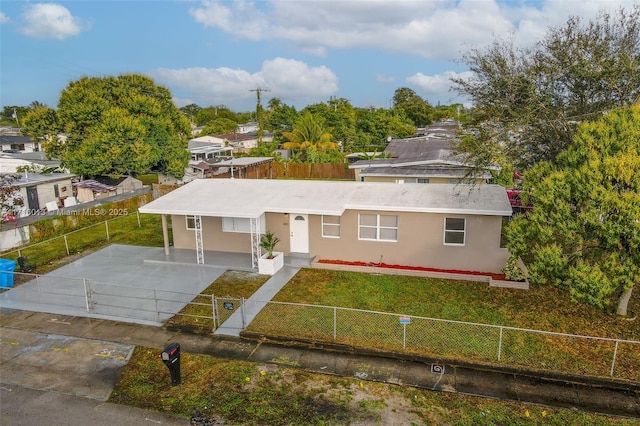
0 258 17 288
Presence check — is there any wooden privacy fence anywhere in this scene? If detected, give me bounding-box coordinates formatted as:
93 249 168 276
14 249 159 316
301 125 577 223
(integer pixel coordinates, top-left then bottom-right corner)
212 162 355 180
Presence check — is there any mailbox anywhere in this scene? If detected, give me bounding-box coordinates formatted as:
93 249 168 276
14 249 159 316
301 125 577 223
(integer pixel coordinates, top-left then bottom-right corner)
160 342 181 386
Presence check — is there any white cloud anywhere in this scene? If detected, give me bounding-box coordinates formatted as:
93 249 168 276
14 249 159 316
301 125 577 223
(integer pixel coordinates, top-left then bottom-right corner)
376 74 396 84
189 0 629 60
150 58 338 109
0 12 10 24
19 3 87 40
407 70 474 104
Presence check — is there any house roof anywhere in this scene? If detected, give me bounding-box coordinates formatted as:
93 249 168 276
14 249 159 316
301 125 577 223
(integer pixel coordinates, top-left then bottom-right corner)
359 166 492 180
0 135 36 144
139 179 512 218
94 176 142 187
11 172 77 187
210 157 274 167
73 179 117 192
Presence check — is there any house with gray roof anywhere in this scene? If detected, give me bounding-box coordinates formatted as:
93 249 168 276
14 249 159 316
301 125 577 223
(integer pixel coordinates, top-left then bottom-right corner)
349 121 496 184
139 179 511 274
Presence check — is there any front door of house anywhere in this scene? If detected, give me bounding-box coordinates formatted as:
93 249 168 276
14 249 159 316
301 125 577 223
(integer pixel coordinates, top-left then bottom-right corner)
26 186 39 210
289 214 309 253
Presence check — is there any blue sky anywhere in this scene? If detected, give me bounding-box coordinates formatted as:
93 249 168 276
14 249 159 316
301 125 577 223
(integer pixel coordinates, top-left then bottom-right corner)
0 0 634 112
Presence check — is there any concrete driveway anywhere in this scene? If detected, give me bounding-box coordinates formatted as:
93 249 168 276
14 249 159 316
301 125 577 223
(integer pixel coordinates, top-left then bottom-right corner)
0 244 228 326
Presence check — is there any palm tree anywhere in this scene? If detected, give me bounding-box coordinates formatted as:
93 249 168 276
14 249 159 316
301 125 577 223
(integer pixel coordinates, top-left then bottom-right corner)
281 112 339 152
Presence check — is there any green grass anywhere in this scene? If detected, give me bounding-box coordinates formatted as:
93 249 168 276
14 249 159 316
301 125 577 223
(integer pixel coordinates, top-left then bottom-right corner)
245 269 640 381
109 346 639 425
164 271 269 333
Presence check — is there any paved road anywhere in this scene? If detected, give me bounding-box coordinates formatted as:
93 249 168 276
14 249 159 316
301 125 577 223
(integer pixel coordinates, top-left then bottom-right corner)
1 385 188 426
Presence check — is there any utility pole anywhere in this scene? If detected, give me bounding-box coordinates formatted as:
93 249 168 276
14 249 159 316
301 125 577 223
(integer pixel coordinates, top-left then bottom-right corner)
250 87 270 144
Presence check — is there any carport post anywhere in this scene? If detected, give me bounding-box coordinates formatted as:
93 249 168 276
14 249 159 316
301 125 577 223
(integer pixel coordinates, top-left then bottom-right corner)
161 215 170 255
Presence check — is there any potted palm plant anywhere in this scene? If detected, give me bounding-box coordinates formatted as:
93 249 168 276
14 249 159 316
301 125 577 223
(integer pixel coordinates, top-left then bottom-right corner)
258 231 284 275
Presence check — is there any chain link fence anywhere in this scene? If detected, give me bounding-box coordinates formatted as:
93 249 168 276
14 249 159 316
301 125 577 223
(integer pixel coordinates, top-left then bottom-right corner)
248 301 640 381
2 270 638 381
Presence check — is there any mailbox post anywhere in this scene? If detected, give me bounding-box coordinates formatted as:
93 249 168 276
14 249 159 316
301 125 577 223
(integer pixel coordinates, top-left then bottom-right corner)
160 342 181 386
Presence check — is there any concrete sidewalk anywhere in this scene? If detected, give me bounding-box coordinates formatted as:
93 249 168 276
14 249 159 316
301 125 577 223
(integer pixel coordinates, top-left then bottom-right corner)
214 265 300 336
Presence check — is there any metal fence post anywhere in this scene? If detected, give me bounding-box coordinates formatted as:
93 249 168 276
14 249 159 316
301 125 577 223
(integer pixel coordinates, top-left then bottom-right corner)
212 295 217 330
63 235 70 255
105 220 110 240
35 274 42 303
403 323 407 349
498 326 504 361
154 289 159 322
83 278 90 312
610 340 620 377
241 297 246 329
137 210 141 228
333 306 337 339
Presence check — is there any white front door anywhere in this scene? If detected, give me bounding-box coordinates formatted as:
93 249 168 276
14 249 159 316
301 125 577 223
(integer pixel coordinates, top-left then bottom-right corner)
289 214 309 253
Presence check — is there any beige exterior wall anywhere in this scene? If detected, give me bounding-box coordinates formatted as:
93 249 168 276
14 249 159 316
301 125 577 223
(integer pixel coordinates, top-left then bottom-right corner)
309 211 507 273
171 210 508 273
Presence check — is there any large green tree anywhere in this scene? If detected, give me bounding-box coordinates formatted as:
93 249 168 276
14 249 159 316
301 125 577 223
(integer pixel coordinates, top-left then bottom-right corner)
453 6 640 170
25 74 191 177
506 104 640 316
392 87 435 128
354 107 416 151
281 112 339 155
302 98 357 151
264 98 297 140
21 106 59 142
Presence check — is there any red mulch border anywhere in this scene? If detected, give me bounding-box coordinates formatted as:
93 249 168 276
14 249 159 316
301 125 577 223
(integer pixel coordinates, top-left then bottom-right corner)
316 259 507 281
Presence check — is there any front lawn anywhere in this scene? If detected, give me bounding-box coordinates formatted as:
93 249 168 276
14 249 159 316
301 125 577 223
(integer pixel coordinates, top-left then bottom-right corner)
109 346 637 426
246 269 640 380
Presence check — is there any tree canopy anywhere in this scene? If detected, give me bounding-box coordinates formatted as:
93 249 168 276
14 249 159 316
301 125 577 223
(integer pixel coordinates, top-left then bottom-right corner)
505 103 640 316
23 74 191 178
452 6 640 170
281 112 339 154
392 87 435 128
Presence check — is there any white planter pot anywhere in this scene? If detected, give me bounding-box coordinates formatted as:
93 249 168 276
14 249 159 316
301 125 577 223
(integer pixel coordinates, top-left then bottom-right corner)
258 251 284 275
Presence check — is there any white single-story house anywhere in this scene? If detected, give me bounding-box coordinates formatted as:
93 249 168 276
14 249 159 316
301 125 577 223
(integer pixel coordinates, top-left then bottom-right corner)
139 179 512 274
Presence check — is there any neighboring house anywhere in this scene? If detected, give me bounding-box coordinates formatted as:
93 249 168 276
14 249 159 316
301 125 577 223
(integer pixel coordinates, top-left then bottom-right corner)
73 180 117 203
188 137 233 161
0 135 40 153
213 131 273 152
349 121 495 184
238 122 259 134
10 173 77 215
139 179 511 274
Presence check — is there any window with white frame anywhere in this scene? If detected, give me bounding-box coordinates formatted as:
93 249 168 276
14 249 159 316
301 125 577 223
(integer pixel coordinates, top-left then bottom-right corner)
358 214 398 241
322 215 340 238
222 215 266 233
444 217 466 245
186 215 196 230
